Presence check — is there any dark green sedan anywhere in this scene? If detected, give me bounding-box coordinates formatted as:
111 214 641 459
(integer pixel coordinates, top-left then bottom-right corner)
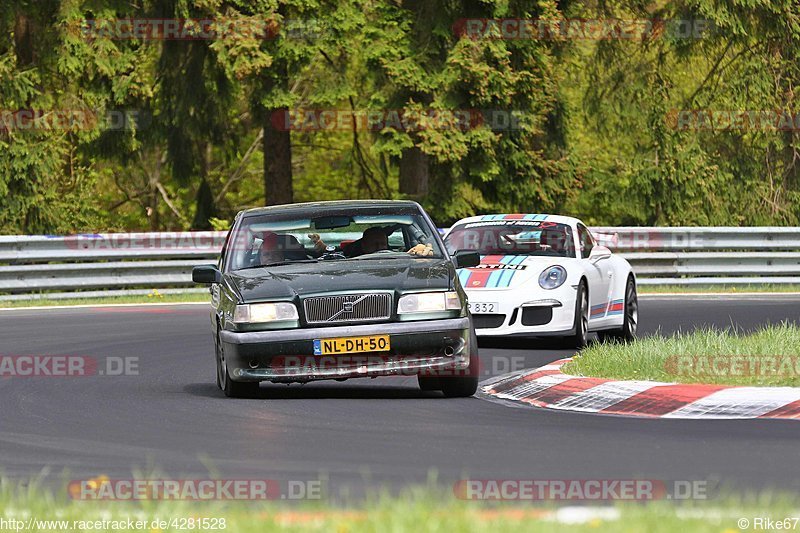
193 200 480 398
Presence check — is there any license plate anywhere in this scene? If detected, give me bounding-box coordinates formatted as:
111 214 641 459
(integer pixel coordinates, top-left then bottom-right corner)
469 302 498 314
313 335 391 356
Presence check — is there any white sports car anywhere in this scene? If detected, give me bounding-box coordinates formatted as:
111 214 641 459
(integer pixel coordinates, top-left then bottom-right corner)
443 214 637 347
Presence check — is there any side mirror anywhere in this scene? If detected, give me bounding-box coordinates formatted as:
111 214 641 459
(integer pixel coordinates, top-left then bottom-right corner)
192 265 222 284
452 250 481 269
589 245 612 260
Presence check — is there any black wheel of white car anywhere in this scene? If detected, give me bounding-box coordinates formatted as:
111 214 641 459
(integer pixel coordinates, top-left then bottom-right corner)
440 329 479 398
567 281 589 349
599 276 638 343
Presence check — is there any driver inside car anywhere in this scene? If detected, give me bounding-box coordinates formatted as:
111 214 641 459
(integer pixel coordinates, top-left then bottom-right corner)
308 227 433 257
361 226 390 254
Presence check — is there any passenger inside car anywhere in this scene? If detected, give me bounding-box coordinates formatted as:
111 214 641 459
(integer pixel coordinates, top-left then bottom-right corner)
343 226 390 257
539 228 570 255
259 232 283 265
257 232 313 265
309 226 433 258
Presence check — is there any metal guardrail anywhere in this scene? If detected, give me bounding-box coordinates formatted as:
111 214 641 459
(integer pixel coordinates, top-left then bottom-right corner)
1 227 799 300
591 227 800 285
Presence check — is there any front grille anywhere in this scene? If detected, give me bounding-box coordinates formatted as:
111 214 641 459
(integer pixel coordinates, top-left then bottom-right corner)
521 307 552 326
473 314 506 329
303 293 392 324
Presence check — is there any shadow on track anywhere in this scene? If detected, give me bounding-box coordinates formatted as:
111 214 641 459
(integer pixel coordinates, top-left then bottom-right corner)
477 336 578 352
183 382 449 400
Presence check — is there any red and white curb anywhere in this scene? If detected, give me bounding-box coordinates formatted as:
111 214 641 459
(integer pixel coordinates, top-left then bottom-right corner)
480 358 800 420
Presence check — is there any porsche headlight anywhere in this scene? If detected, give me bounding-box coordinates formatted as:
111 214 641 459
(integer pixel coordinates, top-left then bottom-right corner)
398 291 461 314
234 302 299 323
538 266 567 290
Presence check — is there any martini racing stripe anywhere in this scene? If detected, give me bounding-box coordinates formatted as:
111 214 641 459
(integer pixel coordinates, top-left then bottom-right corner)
590 299 624 318
459 255 526 288
465 269 492 288
478 214 549 221
607 299 625 316
464 269 515 288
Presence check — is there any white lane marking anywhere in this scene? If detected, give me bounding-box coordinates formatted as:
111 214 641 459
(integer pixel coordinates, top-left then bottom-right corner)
535 363 566 371
550 381 658 412
663 387 800 419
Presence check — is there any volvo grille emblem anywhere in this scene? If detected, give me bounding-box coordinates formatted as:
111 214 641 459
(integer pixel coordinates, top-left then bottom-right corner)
327 295 370 321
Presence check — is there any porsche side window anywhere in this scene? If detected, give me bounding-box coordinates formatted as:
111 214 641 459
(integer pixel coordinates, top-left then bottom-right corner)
578 224 594 259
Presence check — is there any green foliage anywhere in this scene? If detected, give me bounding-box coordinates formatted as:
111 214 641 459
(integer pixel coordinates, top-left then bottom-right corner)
208 216 231 230
2 0 800 232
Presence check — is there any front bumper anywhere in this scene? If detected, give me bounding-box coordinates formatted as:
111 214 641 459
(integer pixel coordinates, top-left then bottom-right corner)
220 317 473 382
466 285 578 337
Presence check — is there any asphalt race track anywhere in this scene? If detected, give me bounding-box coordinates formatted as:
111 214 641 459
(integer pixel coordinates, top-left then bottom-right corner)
1 295 799 497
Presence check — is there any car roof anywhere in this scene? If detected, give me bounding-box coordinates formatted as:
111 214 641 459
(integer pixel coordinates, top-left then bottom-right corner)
240 200 422 217
450 214 583 227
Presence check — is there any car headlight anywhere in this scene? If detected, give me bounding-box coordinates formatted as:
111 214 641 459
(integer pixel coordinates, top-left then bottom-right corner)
538 266 567 290
398 291 461 314
234 302 299 323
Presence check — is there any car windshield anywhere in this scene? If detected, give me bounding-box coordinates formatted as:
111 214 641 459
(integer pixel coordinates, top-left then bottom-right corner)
225 205 444 271
445 220 576 258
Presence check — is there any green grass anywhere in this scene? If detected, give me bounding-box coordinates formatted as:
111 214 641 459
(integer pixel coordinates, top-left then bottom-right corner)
564 324 800 387
0 292 208 308
1 479 798 533
638 284 800 294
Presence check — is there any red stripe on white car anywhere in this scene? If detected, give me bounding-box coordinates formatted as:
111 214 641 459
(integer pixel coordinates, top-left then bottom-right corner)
466 270 492 288
482 359 800 420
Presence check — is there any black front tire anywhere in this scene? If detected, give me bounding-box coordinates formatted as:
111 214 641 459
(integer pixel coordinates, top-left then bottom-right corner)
567 281 589 349
214 332 223 390
418 376 441 391
223 368 260 398
219 342 260 398
440 329 479 398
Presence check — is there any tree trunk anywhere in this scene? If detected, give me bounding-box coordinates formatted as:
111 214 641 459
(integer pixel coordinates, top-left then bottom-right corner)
192 143 216 229
399 146 429 196
14 12 34 66
192 179 215 229
262 62 293 206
